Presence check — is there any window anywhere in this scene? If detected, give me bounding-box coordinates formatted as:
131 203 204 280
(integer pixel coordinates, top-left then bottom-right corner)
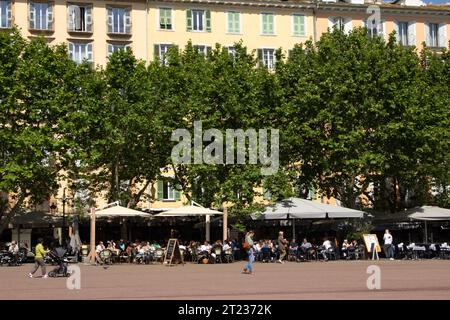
428 23 439 47
262 187 272 201
330 17 346 31
157 181 181 201
293 14 305 36
227 46 236 58
186 9 211 32
29 2 53 30
0 0 12 29
107 7 131 34
261 13 274 35
68 42 93 64
397 21 409 46
107 43 130 56
154 44 172 65
194 45 212 57
67 4 93 32
227 11 240 34
258 48 275 70
364 19 384 38
159 7 172 30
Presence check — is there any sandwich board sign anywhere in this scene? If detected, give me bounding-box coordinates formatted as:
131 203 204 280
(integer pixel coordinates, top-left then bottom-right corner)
163 238 183 266
363 234 381 260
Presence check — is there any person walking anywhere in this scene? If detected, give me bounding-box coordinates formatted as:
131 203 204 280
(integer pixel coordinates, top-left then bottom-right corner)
242 230 255 275
277 231 288 263
28 238 48 278
383 229 394 260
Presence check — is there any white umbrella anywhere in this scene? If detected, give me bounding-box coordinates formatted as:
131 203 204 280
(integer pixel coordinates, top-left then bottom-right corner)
406 206 450 221
407 206 450 243
155 205 223 217
95 205 152 217
255 198 364 240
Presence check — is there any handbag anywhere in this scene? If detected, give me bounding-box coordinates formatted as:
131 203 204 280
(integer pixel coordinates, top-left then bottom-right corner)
243 242 251 250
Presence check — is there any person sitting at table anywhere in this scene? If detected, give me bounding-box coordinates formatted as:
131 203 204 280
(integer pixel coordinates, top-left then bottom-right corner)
320 238 332 261
341 239 351 259
118 239 126 252
222 240 231 252
199 241 212 255
96 241 105 253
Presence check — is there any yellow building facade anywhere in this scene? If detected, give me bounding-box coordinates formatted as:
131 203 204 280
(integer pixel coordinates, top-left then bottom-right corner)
1 0 449 67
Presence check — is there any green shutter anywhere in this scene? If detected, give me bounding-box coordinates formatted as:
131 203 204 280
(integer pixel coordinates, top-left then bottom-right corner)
234 13 240 33
262 187 272 200
228 12 234 33
157 181 164 200
159 8 165 28
308 186 317 200
293 15 300 35
186 9 192 31
269 14 274 34
257 49 263 65
205 10 211 32
299 15 305 35
262 14 267 34
175 184 181 200
154 44 160 59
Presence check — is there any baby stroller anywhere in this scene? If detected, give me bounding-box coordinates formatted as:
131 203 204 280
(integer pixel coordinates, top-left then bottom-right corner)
47 247 70 277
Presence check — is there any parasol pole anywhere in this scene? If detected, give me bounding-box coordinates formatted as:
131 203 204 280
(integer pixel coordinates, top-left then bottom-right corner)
86 207 99 264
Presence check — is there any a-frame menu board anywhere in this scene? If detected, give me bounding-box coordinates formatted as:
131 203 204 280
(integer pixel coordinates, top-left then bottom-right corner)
163 238 183 266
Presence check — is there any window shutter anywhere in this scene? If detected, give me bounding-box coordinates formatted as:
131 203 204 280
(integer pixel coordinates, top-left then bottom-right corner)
159 8 165 27
393 21 399 43
166 9 172 28
328 17 334 30
68 42 74 60
257 49 263 65
157 181 164 200
262 14 268 34
125 9 132 34
107 44 114 56
107 8 113 33
268 14 274 34
154 44 160 59
424 23 431 46
186 9 192 31
47 3 53 30
344 18 352 34
227 12 234 32
438 23 447 48
206 46 212 55
67 5 75 31
29 2 35 29
87 43 93 62
6 1 12 26
408 21 416 46
205 10 211 32
262 187 272 201
308 186 316 200
174 185 181 201
86 6 93 32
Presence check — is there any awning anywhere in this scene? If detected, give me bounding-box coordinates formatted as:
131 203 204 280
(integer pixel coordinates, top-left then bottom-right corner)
254 198 365 220
95 204 152 218
155 205 223 217
407 206 450 221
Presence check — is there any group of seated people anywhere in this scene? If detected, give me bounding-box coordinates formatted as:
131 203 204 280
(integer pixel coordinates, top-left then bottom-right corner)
251 238 365 262
95 239 164 263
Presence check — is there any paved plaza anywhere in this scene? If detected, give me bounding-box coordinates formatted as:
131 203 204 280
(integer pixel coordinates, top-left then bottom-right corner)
1 260 450 300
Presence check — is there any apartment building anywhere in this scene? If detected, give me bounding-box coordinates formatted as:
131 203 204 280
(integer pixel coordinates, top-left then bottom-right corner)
0 0 448 67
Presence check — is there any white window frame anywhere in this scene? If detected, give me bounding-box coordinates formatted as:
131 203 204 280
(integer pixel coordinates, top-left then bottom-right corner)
154 43 172 65
0 0 12 29
68 41 93 64
425 22 447 48
261 12 275 36
292 13 306 37
158 7 174 31
163 181 175 200
364 19 385 39
329 16 352 34
395 21 415 46
260 48 276 70
226 11 241 34
193 44 211 57
191 9 205 32
107 43 130 57
67 3 93 32
29 1 54 31
107 6 132 34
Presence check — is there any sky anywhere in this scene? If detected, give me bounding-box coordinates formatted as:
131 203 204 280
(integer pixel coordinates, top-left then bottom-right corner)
426 0 449 4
